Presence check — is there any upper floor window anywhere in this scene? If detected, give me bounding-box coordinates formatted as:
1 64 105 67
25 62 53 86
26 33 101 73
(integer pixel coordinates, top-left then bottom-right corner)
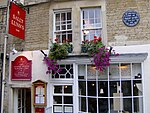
81 8 102 41
54 10 72 43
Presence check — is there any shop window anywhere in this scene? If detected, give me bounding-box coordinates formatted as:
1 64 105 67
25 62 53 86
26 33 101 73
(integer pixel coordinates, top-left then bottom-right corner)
78 63 143 113
81 7 102 41
53 85 73 113
54 9 72 43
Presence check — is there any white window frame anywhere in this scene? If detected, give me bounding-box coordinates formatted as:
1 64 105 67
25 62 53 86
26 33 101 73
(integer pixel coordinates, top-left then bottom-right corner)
53 9 72 43
81 7 102 42
78 63 144 113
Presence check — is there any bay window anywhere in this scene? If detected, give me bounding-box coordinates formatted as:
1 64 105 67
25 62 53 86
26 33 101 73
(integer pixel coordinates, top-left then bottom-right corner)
78 63 143 113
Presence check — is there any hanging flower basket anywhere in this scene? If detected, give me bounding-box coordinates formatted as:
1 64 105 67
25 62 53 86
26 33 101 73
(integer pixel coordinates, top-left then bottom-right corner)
81 36 119 72
42 38 73 74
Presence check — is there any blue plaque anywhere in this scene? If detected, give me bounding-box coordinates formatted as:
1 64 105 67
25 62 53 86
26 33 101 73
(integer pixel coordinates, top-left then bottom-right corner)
122 10 140 27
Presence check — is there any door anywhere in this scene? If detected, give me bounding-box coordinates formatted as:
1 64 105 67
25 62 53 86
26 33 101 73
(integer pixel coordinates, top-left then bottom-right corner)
14 88 31 113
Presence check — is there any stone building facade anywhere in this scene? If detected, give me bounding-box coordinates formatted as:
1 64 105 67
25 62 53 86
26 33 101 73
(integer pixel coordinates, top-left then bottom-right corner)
0 0 150 113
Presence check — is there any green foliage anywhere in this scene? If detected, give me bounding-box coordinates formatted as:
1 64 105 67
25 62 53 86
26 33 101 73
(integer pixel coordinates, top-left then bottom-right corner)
49 43 68 60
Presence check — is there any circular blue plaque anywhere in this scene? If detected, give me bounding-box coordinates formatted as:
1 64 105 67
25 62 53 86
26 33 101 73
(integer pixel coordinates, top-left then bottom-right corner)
122 10 140 27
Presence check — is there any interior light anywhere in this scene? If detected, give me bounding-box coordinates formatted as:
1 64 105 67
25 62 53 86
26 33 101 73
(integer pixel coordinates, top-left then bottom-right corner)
92 84 95 86
120 65 128 69
64 86 68 88
100 88 104 94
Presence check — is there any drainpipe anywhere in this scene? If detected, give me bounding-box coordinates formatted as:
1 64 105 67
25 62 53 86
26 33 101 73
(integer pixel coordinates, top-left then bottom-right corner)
0 53 4 113
1 35 8 113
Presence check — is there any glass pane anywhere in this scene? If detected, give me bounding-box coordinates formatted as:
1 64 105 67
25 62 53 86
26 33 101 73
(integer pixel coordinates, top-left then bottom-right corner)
134 97 143 113
64 86 72 94
88 98 97 113
54 86 62 93
54 96 62 104
61 13 66 21
56 14 60 22
18 109 21 113
64 96 73 104
54 105 63 112
123 98 132 113
64 105 73 112
95 18 100 24
98 68 108 80
89 10 94 18
79 81 86 95
89 19 94 24
110 81 119 97
95 8 100 18
67 12 71 20
67 34 72 42
110 97 124 112
83 10 88 19
87 81 96 96
121 63 131 79
121 81 132 96
132 63 142 79
67 25 71 29
78 65 86 78
79 97 86 112
61 25 66 30
56 26 60 30
87 65 96 80
99 98 108 113
133 80 142 96
98 81 108 97
109 64 120 80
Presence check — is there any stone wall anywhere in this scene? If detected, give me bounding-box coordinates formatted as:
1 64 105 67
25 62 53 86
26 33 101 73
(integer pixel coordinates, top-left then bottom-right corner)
13 2 50 51
106 0 150 46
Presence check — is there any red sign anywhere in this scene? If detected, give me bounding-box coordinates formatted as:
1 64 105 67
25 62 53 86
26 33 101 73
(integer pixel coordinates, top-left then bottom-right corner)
11 56 32 80
35 108 44 113
9 2 26 40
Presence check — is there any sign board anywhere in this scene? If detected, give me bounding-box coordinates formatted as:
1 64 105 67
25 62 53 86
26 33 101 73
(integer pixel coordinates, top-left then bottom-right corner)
9 2 26 40
11 56 32 80
33 80 47 106
35 108 44 113
122 10 140 27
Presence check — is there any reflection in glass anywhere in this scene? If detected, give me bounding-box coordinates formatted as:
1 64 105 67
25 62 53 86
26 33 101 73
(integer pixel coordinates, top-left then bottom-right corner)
109 81 118 97
87 65 96 80
79 97 86 112
64 96 73 104
79 81 86 96
134 97 143 113
133 80 142 96
123 98 132 113
99 98 108 113
54 86 62 93
88 98 97 113
109 64 119 79
132 63 142 79
121 81 132 96
53 96 62 104
121 63 131 79
87 81 96 96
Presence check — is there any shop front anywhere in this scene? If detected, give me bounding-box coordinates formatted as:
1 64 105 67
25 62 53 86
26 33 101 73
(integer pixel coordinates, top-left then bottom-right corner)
8 45 150 113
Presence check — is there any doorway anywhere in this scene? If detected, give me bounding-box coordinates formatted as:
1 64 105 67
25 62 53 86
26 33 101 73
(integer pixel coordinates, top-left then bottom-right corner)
14 88 31 113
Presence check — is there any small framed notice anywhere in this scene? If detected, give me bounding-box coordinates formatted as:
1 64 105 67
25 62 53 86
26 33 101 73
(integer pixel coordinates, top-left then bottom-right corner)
33 80 47 106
